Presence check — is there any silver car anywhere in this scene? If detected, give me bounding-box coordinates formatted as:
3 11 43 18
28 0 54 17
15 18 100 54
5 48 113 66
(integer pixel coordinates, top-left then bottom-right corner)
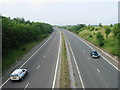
10 69 27 81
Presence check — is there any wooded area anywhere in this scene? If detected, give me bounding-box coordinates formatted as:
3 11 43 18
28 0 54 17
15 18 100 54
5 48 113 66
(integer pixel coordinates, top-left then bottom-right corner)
2 16 53 57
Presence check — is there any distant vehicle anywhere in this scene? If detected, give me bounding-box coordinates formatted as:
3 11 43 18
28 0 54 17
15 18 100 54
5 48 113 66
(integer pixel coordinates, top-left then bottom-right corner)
10 69 27 81
90 51 100 58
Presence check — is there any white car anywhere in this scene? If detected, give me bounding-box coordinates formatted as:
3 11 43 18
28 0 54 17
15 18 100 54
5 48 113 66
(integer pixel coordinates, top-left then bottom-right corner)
10 69 27 81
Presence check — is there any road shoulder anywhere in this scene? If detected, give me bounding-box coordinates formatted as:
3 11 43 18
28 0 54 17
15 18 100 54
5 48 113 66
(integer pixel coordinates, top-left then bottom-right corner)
2 32 54 83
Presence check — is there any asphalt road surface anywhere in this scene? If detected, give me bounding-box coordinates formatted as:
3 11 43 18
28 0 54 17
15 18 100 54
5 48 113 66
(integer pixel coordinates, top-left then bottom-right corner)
62 29 119 88
2 28 61 89
1 28 119 89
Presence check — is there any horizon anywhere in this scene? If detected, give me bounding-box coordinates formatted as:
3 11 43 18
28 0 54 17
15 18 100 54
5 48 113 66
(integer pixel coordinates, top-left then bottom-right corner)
1 0 119 25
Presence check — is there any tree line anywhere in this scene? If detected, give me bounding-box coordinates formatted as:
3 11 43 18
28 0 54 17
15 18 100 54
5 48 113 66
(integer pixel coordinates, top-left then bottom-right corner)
61 23 120 46
2 16 53 57
60 23 120 57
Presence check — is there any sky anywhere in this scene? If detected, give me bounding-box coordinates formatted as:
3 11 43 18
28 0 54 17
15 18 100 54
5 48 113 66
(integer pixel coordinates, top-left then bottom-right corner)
1 0 119 25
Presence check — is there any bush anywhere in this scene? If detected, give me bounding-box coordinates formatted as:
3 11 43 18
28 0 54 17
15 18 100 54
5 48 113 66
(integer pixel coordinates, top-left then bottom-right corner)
110 24 113 27
105 26 111 38
93 33 96 35
90 27 94 31
113 23 120 39
96 32 104 46
89 35 93 37
95 28 99 31
99 23 102 27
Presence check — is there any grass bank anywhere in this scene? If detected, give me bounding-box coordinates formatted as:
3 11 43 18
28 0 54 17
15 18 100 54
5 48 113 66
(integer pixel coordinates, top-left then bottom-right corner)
59 33 70 88
62 24 119 59
78 27 119 59
2 34 50 72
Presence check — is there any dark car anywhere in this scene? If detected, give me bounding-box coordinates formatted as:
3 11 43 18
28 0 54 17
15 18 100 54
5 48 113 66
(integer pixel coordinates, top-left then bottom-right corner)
90 51 100 58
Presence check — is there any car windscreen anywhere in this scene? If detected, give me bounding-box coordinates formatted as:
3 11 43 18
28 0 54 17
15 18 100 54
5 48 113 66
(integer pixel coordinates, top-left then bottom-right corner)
93 52 98 55
11 74 18 77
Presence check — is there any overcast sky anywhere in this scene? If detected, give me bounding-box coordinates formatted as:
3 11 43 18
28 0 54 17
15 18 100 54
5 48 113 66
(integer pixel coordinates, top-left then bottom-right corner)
1 0 119 25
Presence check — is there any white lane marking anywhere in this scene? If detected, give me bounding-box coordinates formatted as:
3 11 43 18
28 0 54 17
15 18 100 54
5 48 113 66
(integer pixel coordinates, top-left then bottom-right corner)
52 30 61 88
100 55 120 71
37 65 40 70
64 37 76 88
19 32 54 69
97 69 100 72
67 30 120 71
0 32 55 89
64 34 85 89
88 57 90 59
0 78 10 88
82 50 85 53
44 56 46 58
48 49 50 52
24 82 29 89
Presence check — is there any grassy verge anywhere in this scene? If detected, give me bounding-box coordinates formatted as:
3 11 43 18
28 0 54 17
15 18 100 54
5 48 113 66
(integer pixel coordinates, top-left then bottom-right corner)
78 28 119 59
59 33 70 88
2 34 50 72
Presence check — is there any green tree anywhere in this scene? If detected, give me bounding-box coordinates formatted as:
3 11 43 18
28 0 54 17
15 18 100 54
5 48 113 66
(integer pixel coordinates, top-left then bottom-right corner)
65 24 85 34
105 26 111 38
96 32 104 46
2 16 53 56
99 23 102 27
113 24 120 39
110 24 113 27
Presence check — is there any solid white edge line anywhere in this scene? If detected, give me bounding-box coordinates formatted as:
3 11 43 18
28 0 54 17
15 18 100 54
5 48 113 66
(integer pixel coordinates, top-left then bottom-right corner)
100 55 120 71
67 30 120 71
0 78 10 88
64 36 76 88
19 32 54 69
0 32 55 89
64 33 85 89
52 30 61 89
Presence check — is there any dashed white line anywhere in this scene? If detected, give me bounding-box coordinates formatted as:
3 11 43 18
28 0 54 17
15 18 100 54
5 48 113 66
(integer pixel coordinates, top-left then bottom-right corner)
19 32 54 69
25 82 29 89
97 69 100 72
44 56 46 58
37 65 40 69
0 32 55 89
48 49 50 52
88 57 90 59
67 30 120 71
82 50 85 53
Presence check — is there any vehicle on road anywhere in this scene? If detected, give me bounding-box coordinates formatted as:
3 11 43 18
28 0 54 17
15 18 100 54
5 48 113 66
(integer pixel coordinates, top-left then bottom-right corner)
10 69 27 81
90 51 100 58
